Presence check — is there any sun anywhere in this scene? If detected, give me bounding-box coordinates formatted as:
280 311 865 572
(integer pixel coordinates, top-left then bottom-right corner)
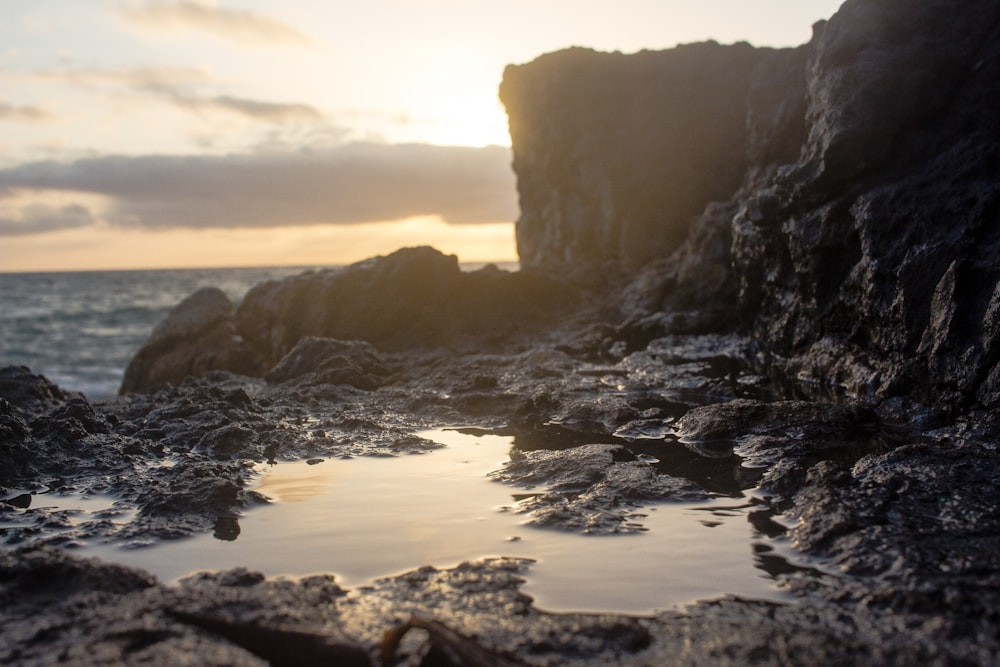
423 91 511 147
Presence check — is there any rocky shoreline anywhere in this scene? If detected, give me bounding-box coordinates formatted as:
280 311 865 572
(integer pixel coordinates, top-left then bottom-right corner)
3 0 1000 664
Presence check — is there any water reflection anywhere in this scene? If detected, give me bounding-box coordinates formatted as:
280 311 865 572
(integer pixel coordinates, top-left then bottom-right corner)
502 422 756 497
213 516 241 541
91 428 804 614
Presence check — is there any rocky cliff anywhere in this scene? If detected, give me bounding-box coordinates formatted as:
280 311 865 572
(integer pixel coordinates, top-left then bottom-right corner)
502 0 1000 412
500 42 764 278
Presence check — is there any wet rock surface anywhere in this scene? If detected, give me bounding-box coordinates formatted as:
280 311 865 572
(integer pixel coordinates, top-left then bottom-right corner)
506 0 1000 412
122 246 577 395
490 443 708 534
4 0 1000 664
3 319 999 663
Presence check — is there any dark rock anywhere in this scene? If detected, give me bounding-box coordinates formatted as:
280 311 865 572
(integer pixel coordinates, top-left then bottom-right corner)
491 443 706 533
0 545 156 605
0 397 30 444
500 43 766 277
121 247 576 394
265 337 389 389
2 493 32 509
0 366 72 417
676 398 884 496
120 287 266 395
237 246 574 362
503 1 1000 411
675 398 878 445
788 437 1000 583
724 0 1000 410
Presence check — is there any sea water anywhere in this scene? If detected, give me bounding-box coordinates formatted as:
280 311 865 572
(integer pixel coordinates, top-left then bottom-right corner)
0 263 517 399
0 266 322 399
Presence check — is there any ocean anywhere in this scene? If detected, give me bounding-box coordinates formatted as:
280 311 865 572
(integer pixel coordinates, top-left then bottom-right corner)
0 266 320 401
0 262 519 401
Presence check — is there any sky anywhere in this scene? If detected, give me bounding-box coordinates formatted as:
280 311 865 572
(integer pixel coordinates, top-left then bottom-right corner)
0 0 844 272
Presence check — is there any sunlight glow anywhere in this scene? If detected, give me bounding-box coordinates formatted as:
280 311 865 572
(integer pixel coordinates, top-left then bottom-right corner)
0 0 845 271
0 216 517 272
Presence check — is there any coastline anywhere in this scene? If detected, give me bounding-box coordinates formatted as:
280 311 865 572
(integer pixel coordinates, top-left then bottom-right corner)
3 0 1000 664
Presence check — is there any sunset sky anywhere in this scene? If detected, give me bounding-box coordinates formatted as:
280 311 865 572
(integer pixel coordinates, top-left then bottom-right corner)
0 0 843 272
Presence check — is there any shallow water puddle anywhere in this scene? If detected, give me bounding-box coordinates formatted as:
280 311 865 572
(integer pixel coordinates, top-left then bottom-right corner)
0 491 135 530
91 429 792 614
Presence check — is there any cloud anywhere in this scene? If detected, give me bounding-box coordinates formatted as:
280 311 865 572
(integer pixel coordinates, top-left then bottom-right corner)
34 65 324 124
0 142 517 235
119 1 312 45
0 102 49 122
0 203 96 236
36 65 214 90
174 94 325 123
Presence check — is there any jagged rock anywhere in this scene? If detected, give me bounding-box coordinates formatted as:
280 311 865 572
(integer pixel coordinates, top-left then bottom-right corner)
490 443 706 534
120 287 266 395
504 0 1000 410
500 43 765 278
675 399 878 445
725 0 1000 410
0 365 73 417
265 337 389 389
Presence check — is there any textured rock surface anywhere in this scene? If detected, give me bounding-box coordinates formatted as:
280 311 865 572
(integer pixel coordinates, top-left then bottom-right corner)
264 337 389 389
506 0 1000 411
500 43 764 278
726 0 1000 411
120 287 265 395
121 247 575 394
8 1 1000 665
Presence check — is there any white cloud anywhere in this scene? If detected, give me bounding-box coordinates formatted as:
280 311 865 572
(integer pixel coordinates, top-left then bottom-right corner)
0 102 49 122
34 65 324 124
118 1 312 45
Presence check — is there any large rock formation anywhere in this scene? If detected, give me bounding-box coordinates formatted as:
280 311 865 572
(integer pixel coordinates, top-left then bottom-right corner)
121 247 575 394
120 287 265 394
505 0 1000 411
500 43 764 278
726 0 1000 411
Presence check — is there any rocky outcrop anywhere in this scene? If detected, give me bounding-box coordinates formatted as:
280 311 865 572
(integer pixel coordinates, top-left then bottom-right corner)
121 247 575 394
506 0 1000 411
264 337 390 389
234 245 545 361
500 43 765 279
120 287 265 395
726 0 1000 411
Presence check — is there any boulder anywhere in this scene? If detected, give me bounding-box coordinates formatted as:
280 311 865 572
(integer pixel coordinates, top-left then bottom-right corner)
265 337 390 390
120 287 265 394
236 246 468 360
235 246 575 364
122 247 576 393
